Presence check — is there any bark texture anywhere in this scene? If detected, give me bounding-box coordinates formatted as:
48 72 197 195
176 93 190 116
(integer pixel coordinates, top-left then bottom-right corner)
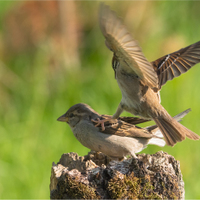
50 151 184 199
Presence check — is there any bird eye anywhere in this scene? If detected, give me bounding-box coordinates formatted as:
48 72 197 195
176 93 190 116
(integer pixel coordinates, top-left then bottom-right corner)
69 113 74 118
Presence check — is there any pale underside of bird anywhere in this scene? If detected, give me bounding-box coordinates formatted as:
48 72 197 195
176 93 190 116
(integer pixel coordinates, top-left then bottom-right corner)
98 4 200 146
57 103 191 160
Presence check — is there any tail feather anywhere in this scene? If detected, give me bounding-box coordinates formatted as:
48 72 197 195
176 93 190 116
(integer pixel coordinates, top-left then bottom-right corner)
148 137 166 147
154 116 199 146
154 119 175 146
147 124 166 147
185 127 200 140
173 108 191 122
147 122 166 147
147 108 191 132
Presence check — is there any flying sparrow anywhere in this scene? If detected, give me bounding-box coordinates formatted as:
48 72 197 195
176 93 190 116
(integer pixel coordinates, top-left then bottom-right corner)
98 4 200 146
57 103 190 160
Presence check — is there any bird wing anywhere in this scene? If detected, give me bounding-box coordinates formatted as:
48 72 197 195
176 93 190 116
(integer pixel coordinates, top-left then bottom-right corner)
101 114 150 125
118 116 150 124
99 4 158 90
97 117 153 139
151 41 200 89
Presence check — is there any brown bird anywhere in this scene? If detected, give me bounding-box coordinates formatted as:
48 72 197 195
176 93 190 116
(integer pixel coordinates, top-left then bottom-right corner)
57 103 191 159
98 4 200 146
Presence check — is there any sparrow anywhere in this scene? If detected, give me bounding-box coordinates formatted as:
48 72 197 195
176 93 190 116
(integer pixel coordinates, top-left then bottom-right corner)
98 4 200 146
57 103 190 160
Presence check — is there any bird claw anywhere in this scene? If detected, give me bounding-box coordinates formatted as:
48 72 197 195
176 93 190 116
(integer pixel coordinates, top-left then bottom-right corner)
91 118 107 131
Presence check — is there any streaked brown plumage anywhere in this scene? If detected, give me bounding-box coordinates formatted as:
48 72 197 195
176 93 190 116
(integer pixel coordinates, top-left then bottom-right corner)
57 103 191 159
93 108 191 139
99 4 200 146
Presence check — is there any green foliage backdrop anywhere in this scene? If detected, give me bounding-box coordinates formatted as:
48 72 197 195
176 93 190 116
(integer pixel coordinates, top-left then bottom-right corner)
0 1 200 198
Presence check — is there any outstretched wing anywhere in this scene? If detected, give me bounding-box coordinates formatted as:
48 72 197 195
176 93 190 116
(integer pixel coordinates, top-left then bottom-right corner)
99 4 158 90
152 41 200 89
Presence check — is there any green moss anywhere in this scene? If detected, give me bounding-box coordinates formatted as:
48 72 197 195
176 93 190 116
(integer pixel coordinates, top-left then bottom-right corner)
66 176 99 199
51 171 181 199
54 175 99 199
107 172 161 199
139 180 161 199
161 178 179 199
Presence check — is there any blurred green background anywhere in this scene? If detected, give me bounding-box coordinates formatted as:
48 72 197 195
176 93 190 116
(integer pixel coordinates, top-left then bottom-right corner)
0 1 200 199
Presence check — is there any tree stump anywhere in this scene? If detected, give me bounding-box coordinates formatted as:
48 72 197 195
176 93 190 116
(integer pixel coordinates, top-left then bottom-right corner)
50 151 184 199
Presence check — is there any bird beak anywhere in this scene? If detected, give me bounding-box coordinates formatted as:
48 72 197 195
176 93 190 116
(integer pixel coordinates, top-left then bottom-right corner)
57 114 69 123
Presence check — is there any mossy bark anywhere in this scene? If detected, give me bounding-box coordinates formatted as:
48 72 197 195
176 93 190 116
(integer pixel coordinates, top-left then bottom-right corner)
50 151 184 199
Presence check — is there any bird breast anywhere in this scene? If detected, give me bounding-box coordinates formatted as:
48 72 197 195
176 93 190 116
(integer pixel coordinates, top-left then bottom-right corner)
115 66 160 118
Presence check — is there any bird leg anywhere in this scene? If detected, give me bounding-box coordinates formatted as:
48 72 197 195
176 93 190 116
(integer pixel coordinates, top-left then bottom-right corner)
92 104 124 131
91 118 109 131
112 103 124 119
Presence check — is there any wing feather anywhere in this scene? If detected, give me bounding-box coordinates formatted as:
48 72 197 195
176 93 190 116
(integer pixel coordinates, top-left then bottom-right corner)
99 4 158 89
152 41 200 89
102 119 153 139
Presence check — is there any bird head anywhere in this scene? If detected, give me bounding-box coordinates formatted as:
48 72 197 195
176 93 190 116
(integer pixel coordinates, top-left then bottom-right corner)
57 103 100 128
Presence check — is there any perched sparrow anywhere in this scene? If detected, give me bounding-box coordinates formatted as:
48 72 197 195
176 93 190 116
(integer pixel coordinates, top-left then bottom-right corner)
57 103 190 160
99 4 200 146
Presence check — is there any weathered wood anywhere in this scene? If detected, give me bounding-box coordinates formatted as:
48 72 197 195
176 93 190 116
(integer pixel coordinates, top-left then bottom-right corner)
50 151 184 199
